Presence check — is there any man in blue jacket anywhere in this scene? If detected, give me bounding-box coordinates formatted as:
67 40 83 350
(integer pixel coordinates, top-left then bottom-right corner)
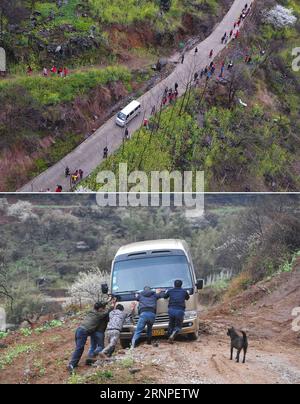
164 280 190 343
131 286 163 348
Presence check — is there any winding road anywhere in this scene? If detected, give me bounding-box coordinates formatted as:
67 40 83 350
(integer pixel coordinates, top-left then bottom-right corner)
19 0 253 192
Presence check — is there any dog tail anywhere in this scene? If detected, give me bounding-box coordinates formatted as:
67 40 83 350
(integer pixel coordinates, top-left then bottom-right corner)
241 331 248 344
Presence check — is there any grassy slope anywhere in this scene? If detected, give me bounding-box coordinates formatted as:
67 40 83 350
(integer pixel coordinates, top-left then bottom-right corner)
0 66 131 105
82 0 300 192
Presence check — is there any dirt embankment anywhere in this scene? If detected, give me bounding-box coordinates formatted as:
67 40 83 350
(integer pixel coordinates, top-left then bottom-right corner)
1 267 299 384
0 80 130 191
202 263 300 346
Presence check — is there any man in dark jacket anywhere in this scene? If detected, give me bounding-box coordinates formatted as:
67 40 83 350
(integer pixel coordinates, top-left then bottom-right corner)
86 306 110 364
164 280 190 343
68 302 111 373
131 286 163 348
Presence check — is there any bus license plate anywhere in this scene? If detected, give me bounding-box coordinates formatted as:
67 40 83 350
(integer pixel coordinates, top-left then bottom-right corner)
152 329 165 337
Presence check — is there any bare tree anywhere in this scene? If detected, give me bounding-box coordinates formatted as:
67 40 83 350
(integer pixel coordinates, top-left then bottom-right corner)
0 250 13 308
227 65 252 108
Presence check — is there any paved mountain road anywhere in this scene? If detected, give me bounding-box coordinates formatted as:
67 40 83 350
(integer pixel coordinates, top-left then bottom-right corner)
20 0 252 192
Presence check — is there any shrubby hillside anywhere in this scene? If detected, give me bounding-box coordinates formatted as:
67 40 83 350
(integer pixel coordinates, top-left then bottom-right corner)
0 0 231 190
84 0 300 191
0 194 299 324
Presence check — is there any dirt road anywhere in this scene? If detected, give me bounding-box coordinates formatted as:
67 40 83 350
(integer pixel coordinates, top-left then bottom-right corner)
127 334 300 384
19 0 253 192
1 323 299 384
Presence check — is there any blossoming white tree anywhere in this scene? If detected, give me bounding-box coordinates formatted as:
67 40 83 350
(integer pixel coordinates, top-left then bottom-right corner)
264 5 297 28
68 268 109 303
7 201 38 222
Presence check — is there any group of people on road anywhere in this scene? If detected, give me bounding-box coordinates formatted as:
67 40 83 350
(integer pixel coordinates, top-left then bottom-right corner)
40 167 84 192
68 280 190 373
65 167 84 185
42 65 69 78
26 65 70 78
162 83 179 106
221 3 252 45
174 3 253 92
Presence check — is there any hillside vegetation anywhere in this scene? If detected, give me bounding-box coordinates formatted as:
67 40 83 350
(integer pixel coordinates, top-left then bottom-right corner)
2 0 226 70
83 0 300 192
0 194 300 325
0 0 232 190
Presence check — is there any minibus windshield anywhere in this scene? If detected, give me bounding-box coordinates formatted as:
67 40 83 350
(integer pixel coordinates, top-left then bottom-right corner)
117 112 126 121
112 255 193 293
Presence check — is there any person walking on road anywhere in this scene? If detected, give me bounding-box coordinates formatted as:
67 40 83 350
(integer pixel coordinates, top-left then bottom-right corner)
181 54 185 64
124 127 129 140
103 146 108 159
131 287 164 348
164 280 190 343
209 49 214 58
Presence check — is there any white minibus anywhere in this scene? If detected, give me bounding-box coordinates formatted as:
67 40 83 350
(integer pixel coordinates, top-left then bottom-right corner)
116 100 141 127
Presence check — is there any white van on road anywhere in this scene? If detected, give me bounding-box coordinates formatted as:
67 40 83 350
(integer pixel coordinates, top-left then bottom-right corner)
102 239 204 348
116 100 141 127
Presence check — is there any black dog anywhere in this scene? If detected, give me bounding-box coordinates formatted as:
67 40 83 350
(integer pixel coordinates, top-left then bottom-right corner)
227 327 248 363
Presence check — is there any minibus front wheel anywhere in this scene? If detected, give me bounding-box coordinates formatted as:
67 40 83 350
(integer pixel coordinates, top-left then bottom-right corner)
187 332 198 341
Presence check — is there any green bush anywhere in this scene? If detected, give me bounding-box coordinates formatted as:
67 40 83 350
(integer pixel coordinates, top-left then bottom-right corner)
0 331 9 340
0 344 36 370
